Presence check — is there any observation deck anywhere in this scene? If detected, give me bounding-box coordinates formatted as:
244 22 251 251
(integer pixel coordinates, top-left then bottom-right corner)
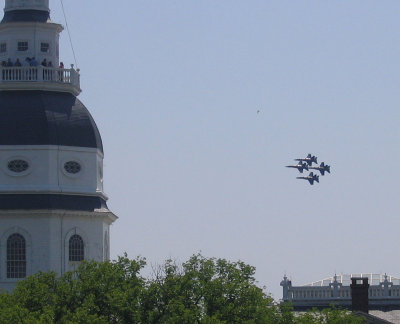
0 65 81 96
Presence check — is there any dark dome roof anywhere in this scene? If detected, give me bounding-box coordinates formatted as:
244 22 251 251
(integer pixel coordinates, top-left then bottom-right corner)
0 91 103 152
1 9 50 23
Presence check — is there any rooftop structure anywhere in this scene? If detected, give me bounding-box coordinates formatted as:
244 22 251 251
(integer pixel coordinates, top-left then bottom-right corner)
281 274 400 311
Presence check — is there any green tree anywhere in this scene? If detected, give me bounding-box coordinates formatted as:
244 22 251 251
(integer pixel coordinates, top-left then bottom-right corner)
295 307 365 324
141 254 277 323
0 254 365 324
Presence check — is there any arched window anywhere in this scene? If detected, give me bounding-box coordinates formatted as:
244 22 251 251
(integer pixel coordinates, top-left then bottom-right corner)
7 233 26 278
69 234 84 262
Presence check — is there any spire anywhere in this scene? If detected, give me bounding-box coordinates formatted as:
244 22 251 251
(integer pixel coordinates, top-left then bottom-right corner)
280 275 292 301
5 0 49 12
329 274 342 298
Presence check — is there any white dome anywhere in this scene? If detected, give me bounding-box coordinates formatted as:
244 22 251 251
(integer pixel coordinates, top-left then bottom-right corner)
4 0 49 12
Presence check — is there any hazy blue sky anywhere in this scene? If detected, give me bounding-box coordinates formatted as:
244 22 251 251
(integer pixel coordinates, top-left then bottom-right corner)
48 0 400 299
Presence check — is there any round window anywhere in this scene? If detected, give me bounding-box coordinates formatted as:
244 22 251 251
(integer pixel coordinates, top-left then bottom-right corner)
8 159 29 173
64 161 81 174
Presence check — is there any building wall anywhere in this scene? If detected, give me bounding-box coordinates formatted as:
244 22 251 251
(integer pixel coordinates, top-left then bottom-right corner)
0 210 111 291
0 23 61 66
0 145 105 197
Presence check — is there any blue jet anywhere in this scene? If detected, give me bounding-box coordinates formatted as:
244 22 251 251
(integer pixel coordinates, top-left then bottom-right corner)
295 154 318 166
297 172 319 185
309 162 331 176
286 162 309 173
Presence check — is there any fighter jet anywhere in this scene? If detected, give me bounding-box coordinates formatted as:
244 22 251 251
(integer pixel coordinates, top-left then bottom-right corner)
297 172 319 185
309 162 330 176
295 154 318 166
285 162 309 173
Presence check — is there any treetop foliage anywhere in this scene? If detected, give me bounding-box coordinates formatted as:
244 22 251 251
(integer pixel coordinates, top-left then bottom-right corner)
0 254 365 324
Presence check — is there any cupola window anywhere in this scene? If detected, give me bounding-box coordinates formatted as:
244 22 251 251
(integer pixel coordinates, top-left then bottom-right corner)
41 42 50 53
69 235 84 262
8 159 29 173
0 42 6 53
7 233 26 279
64 161 81 174
17 41 28 52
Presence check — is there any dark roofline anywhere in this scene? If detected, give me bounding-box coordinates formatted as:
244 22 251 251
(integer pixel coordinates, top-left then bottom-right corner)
0 194 108 212
2 9 50 23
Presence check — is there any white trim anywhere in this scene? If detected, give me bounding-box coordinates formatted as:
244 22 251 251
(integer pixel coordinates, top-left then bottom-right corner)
0 22 63 34
103 230 109 261
0 210 118 225
0 188 109 201
0 145 103 158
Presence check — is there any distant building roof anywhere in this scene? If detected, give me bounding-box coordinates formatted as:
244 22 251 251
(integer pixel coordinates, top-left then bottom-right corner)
355 311 398 324
281 274 400 312
305 274 400 287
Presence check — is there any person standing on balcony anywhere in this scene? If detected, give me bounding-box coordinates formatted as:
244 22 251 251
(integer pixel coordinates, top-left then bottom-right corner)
59 62 64 82
29 57 38 80
1 60 5 80
15 58 21 80
30 57 38 66
5 58 12 80
41 59 48 80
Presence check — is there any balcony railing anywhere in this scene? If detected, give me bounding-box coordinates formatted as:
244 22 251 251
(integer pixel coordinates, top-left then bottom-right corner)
0 66 81 95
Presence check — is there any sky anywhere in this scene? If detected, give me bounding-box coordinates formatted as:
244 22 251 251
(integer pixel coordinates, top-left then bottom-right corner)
47 0 400 299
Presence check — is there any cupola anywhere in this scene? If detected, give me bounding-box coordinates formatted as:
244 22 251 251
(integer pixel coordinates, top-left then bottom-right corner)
0 0 80 95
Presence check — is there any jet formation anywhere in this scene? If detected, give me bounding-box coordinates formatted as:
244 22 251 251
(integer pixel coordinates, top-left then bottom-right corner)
286 154 331 185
